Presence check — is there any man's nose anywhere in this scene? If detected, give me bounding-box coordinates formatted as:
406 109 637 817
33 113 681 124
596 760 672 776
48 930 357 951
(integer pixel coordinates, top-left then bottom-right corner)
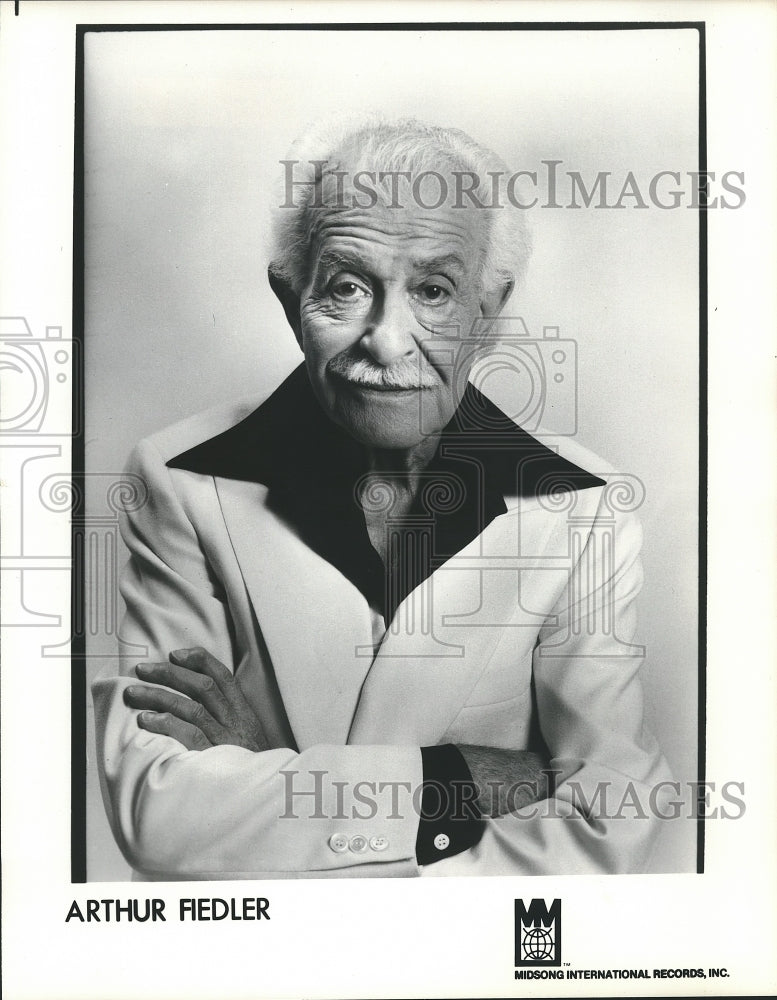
359 290 416 367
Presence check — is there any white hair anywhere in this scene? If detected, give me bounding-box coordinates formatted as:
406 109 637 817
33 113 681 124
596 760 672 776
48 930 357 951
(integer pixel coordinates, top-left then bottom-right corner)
268 115 532 297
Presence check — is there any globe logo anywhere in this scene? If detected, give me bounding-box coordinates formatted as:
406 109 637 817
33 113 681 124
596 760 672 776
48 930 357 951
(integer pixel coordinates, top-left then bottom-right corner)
522 926 555 961
515 898 561 966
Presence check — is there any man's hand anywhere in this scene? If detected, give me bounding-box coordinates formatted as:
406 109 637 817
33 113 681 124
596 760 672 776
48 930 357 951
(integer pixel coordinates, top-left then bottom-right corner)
124 646 270 753
457 745 552 818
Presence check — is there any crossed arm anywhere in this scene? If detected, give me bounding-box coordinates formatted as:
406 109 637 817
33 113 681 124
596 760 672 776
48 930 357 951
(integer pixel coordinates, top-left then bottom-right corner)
123 645 551 821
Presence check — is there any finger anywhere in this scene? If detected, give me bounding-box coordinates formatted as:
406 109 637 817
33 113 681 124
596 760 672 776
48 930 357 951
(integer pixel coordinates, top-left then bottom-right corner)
134 660 233 725
167 649 273 754
125 685 228 746
136 711 212 752
168 646 245 713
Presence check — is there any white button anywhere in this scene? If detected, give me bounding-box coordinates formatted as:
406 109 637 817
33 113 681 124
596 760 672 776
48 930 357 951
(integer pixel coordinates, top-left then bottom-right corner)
369 836 389 852
349 835 369 853
328 833 349 853
434 833 450 851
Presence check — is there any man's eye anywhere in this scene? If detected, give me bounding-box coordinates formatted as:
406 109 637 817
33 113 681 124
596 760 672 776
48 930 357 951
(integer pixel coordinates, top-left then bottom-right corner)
331 279 368 300
418 284 450 304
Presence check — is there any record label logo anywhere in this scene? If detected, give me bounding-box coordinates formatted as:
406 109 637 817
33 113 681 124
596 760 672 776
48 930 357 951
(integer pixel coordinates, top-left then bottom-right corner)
515 898 561 966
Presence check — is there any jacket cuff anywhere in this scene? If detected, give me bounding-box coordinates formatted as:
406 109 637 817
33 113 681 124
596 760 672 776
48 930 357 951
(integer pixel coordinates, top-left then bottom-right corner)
415 744 484 866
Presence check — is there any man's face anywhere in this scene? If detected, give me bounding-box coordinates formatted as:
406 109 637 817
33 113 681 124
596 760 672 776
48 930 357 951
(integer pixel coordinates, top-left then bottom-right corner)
297 198 498 450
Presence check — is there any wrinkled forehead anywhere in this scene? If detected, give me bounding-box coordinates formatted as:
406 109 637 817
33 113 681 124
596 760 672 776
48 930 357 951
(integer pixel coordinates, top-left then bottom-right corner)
306 172 490 280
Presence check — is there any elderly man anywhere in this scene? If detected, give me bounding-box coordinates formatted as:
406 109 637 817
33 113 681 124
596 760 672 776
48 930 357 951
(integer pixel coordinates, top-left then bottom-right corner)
92 119 670 879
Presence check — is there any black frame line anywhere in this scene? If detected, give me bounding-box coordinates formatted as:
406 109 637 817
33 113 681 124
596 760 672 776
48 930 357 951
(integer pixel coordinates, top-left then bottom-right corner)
71 20 708 882
72 22 86 885
697 22 708 875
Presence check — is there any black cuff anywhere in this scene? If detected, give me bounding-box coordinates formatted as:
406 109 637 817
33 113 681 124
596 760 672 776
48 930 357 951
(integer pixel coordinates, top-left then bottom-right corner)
415 744 484 866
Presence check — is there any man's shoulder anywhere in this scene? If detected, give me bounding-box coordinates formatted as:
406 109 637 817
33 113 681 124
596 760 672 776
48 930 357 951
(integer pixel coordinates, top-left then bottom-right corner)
527 427 617 482
511 426 641 540
493 421 615 511
136 390 274 466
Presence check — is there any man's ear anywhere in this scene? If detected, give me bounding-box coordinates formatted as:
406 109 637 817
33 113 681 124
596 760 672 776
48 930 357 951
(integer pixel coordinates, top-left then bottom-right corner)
268 268 303 347
479 277 515 333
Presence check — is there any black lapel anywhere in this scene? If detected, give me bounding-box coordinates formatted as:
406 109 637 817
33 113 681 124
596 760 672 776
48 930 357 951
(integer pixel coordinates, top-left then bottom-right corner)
168 363 605 621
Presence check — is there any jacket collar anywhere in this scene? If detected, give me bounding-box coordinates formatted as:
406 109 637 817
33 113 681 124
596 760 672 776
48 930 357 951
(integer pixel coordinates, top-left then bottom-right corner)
168 363 604 620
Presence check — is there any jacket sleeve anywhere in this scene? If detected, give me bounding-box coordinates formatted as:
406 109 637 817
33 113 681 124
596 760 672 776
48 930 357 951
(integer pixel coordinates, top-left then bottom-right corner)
421 496 675 877
92 438 425 880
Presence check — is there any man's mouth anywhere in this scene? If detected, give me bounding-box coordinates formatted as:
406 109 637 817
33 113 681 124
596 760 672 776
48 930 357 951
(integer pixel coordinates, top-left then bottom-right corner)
334 374 429 393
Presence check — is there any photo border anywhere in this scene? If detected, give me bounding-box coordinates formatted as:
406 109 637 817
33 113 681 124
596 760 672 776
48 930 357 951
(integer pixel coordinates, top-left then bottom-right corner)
71 18 707 883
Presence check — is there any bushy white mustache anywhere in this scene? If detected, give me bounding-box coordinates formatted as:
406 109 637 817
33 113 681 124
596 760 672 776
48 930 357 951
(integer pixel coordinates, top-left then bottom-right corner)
327 353 438 390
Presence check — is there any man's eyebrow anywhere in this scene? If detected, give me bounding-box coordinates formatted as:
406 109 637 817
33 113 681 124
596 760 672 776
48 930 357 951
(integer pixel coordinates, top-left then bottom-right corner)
315 249 367 272
313 249 469 279
411 253 467 276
